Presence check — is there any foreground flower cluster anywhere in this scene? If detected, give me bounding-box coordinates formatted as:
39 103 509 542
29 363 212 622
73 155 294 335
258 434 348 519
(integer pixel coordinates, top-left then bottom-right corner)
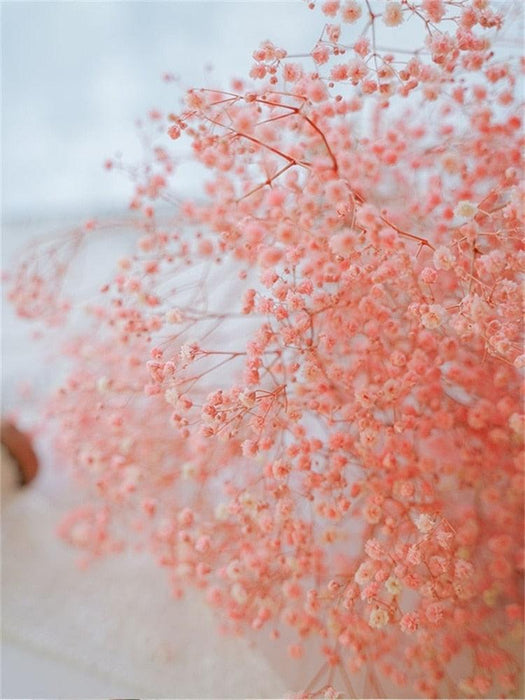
8 0 523 697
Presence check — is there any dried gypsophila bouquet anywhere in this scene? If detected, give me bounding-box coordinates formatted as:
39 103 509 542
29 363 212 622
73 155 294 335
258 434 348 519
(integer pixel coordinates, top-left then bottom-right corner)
7 0 524 697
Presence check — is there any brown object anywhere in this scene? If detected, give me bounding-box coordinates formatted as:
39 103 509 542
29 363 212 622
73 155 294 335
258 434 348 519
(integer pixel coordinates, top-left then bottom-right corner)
1 420 39 485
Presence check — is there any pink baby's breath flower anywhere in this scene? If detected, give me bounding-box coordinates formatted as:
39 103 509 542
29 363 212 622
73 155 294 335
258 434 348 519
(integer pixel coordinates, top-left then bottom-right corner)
364 501 382 524
383 2 404 27
420 267 437 284
307 78 329 103
454 200 478 218
385 576 402 596
283 63 303 83
422 0 445 21
426 602 445 623
353 37 369 57
400 612 419 633
433 245 455 270
421 304 446 329
341 0 362 23
329 231 355 257
368 607 389 628
8 1 523 697
347 58 369 82
312 43 330 65
354 561 374 585
322 0 340 17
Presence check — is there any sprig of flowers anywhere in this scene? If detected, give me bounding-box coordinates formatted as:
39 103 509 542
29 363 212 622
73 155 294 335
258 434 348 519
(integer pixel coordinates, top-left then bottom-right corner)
7 1 523 697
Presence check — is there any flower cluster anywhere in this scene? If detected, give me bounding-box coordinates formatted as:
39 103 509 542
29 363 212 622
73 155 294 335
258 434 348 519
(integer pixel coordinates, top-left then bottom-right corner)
8 1 523 697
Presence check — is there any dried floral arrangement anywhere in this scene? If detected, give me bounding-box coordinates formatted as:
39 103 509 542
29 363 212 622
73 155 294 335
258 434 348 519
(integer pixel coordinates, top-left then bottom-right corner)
7 0 524 697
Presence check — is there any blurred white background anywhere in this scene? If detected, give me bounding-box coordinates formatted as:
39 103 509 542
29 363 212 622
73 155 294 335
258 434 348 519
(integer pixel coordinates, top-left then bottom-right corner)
2 0 320 221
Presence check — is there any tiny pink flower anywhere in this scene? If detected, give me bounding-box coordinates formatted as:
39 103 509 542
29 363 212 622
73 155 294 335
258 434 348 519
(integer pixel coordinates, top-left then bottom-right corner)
400 612 419 633
433 245 455 270
368 606 389 628
383 2 404 27
341 0 362 23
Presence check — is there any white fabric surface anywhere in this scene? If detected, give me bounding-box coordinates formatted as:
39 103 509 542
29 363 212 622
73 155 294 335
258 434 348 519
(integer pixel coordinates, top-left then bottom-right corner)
2 460 288 698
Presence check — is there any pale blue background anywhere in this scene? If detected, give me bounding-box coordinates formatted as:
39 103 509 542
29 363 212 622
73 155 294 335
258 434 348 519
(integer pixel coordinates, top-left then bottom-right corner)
2 1 320 221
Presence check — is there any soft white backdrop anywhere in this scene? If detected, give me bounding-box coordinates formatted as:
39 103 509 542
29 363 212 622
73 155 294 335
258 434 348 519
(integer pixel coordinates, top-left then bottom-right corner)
3 0 321 221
